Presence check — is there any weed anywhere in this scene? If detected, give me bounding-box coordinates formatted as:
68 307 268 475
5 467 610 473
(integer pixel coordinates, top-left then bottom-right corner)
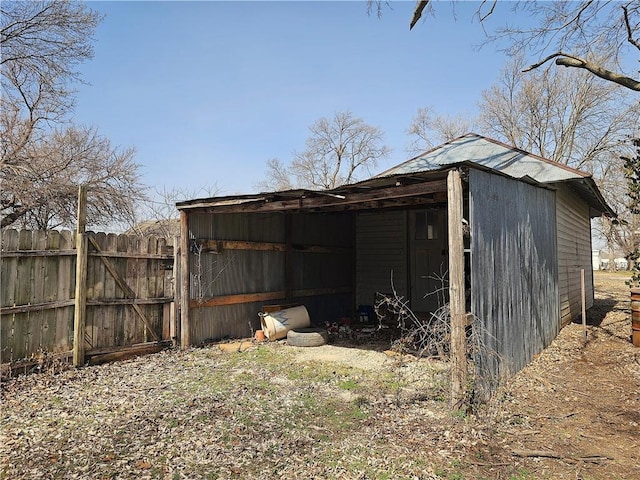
338 378 359 390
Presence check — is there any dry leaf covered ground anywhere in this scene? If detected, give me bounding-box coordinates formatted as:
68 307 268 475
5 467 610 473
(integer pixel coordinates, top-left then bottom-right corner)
1 271 639 479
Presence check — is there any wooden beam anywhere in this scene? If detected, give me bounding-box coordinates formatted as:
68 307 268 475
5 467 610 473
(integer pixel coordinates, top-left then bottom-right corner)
1 299 75 315
87 341 170 365
73 185 88 367
179 211 190 349
191 291 286 308
447 169 467 409
197 238 352 254
0 250 172 259
189 286 352 308
188 179 447 214
87 236 160 342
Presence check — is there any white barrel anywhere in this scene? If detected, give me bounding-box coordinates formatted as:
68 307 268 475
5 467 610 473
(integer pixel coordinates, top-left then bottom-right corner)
261 305 310 340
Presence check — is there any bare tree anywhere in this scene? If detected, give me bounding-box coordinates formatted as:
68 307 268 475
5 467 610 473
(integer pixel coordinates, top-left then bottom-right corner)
254 158 294 192
479 57 639 172
1 1 102 170
478 57 640 257
259 111 390 191
130 184 221 237
406 106 475 155
371 1 640 92
1 1 144 230
1 126 143 229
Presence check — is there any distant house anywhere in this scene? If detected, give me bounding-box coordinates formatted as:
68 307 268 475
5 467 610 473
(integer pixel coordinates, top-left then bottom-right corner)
593 250 601 270
175 134 614 379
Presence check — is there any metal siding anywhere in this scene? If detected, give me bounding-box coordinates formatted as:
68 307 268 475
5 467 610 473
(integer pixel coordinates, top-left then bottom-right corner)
355 211 408 307
291 213 353 325
187 212 286 342
186 212 353 342
555 185 594 324
470 169 559 381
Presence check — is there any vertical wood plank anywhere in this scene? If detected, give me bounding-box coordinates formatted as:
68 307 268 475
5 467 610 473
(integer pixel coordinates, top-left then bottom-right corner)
115 233 129 346
171 236 180 344
139 236 151 343
28 231 46 356
73 185 88 367
125 235 140 344
103 233 118 347
285 214 292 303
14 230 33 360
0 230 19 363
180 211 190 349
56 230 74 352
159 237 171 341
447 169 467 408
42 231 60 351
94 232 109 348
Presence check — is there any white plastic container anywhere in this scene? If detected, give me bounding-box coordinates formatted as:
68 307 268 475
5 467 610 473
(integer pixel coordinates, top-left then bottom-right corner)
260 305 310 340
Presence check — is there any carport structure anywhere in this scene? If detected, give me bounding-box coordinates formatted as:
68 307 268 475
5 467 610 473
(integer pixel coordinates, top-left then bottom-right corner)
176 134 613 395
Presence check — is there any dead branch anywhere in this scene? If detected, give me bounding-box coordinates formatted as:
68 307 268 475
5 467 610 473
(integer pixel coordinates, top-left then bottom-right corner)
623 4 640 50
524 52 640 91
409 1 430 30
512 449 613 464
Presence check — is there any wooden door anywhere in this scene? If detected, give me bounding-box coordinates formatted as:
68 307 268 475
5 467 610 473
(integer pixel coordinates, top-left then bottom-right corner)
410 209 448 314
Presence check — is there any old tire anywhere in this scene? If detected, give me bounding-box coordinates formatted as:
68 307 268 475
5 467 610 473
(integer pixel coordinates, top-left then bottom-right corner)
286 327 328 347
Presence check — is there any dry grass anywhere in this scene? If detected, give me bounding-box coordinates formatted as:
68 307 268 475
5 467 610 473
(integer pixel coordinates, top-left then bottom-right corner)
2 270 638 479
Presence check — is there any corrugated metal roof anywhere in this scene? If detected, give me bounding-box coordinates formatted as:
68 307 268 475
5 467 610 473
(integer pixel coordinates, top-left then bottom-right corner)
377 133 613 217
379 133 589 183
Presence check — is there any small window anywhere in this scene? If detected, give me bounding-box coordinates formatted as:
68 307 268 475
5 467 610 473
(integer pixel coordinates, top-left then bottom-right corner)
415 210 439 240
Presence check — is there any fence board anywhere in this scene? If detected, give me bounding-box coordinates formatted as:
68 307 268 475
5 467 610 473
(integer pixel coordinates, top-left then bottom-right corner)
42 232 60 350
1 229 174 367
30 231 46 354
103 233 118 348
1 230 19 362
55 230 74 352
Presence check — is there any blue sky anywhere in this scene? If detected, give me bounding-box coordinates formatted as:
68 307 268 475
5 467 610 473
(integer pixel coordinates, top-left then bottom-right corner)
74 1 514 198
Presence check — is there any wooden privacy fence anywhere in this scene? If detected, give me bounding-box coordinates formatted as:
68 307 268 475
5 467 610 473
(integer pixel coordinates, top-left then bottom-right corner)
1 229 177 369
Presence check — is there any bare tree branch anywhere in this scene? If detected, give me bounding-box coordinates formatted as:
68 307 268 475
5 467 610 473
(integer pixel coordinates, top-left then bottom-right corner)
410 1 430 30
623 4 640 50
555 56 640 92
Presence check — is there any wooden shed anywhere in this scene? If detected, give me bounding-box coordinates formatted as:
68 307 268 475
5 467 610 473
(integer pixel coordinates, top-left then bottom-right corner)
176 134 613 378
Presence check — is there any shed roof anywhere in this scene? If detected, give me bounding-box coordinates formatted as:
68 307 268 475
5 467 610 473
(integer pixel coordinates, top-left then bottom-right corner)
375 133 614 217
177 134 614 217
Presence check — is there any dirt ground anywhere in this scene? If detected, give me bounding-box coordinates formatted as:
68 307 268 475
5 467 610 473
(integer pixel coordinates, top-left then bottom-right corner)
287 271 640 479
1 271 638 479
473 270 640 480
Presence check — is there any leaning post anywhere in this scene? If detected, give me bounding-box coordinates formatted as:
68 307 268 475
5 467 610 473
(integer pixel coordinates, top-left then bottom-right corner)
73 185 88 367
447 169 467 408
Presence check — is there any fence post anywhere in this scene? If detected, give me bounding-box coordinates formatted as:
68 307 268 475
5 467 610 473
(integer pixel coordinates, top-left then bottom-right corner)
447 169 467 409
179 210 190 349
73 185 88 366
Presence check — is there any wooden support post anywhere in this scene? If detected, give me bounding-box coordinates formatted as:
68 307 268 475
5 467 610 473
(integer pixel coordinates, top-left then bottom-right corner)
285 214 293 304
581 269 587 340
73 185 88 367
447 169 467 408
179 211 190 349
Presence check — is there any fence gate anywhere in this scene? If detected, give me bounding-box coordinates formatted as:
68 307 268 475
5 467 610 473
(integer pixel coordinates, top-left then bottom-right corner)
1 229 177 372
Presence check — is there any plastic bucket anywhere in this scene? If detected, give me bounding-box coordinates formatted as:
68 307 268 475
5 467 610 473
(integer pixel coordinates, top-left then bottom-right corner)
260 305 310 340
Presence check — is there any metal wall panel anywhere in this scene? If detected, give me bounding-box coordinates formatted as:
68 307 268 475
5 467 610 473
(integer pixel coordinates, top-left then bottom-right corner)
186 211 354 342
555 185 594 325
470 169 559 382
355 211 408 307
